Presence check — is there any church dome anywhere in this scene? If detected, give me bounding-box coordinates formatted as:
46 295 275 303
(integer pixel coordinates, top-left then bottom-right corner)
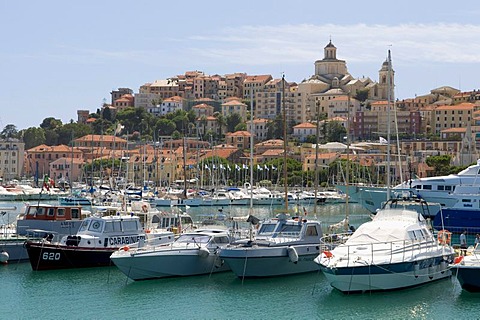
325 40 336 48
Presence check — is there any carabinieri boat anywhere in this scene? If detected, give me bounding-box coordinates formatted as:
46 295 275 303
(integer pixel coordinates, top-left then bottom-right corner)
25 214 174 271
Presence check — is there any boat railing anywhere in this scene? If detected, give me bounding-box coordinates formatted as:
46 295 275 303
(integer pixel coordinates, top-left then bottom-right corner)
338 239 444 268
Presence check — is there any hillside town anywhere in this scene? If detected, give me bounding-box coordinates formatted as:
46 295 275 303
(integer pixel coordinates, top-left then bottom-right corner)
1 40 479 188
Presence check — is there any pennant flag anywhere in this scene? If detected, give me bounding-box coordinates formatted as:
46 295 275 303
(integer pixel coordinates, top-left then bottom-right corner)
212 164 216 170
379 137 388 144
264 164 269 171
205 164 210 170
235 164 240 171
243 164 248 169
257 164 263 171
219 164 225 170
227 165 231 171
272 165 277 170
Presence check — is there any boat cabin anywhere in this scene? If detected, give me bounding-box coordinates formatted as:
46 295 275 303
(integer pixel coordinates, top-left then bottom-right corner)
257 214 322 240
151 212 194 232
24 204 85 221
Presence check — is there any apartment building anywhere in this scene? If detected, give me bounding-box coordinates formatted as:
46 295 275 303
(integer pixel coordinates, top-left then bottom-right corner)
221 99 247 122
25 144 83 178
0 139 24 180
433 103 476 134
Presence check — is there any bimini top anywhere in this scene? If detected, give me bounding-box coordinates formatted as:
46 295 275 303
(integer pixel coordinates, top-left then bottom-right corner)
345 208 430 245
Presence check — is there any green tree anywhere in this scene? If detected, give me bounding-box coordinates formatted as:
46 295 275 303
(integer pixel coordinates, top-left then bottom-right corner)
44 129 59 146
22 127 46 149
354 88 370 103
102 107 114 122
226 113 243 133
213 112 226 138
91 118 113 135
40 117 62 130
234 122 246 132
326 121 346 142
0 124 19 139
56 123 92 145
425 155 452 176
155 118 176 137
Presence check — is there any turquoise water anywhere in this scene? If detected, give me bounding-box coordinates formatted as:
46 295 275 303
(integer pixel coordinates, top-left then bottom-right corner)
1 203 479 319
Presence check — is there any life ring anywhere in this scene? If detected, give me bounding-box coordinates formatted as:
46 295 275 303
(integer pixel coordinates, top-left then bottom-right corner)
141 205 148 213
437 230 451 245
122 246 130 251
323 250 333 258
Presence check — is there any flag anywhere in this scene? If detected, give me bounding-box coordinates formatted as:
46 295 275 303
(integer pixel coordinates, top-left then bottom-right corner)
227 165 231 171
264 164 269 171
272 165 277 170
257 164 263 171
243 164 248 169
219 164 225 170
114 123 125 135
379 137 388 144
212 164 216 170
205 164 210 170
235 164 240 171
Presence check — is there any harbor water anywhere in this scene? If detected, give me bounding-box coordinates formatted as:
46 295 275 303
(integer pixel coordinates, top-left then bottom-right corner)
1 202 479 319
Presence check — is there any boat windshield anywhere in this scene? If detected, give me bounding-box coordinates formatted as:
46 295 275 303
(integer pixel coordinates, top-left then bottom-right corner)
258 223 276 235
176 234 210 244
274 223 302 237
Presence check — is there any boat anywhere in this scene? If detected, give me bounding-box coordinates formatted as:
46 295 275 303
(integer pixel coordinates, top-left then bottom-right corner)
24 214 174 271
219 213 324 278
111 228 233 280
354 159 480 213
432 185 480 233
315 201 455 293
452 246 480 292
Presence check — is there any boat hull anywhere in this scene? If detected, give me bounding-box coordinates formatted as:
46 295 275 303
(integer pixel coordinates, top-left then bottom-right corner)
433 208 480 233
320 257 452 293
220 244 321 278
0 239 29 262
111 250 229 280
454 265 480 292
25 242 115 271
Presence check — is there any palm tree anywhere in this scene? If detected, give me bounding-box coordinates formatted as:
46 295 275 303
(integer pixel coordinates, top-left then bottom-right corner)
199 115 208 138
213 111 226 139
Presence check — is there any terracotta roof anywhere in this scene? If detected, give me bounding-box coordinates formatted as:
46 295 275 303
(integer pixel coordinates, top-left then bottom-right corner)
201 148 238 160
294 122 316 129
244 75 272 83
261 149 284 156
226 131 251 137
436 103 475 110
222 100 246 106
192 103 214 109
440 127 466 133
75 135 127 143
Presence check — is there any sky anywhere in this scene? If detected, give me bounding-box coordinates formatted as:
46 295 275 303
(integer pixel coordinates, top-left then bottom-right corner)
1 1 479 130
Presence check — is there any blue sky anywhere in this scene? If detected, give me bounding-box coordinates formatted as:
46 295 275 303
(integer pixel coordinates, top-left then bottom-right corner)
1 1 479 130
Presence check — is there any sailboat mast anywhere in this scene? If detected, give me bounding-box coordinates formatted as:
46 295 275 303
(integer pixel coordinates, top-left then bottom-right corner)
249 90 254 212
314 101 319 216
282 74 288 210
386 50 393 201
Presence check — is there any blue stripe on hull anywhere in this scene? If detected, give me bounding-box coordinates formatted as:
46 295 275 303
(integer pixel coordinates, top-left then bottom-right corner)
321 256 450 276
433 208 480 233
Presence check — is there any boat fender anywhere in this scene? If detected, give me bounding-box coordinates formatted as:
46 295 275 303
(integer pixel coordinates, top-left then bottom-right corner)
454 256 464 265
142 205 148 213
287 247 299 264
122 246 130 251
198 247 210 258
0 251 9 264
323 250 333 259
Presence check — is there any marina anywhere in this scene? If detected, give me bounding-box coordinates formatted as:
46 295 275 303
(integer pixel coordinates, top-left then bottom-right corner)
1 202 479 318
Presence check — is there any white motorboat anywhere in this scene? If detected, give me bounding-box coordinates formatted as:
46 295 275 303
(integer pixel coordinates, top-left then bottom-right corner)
315 205 455 293
452 246 480 292
219 213 324 278
352 159 480 213
111 228 232 280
